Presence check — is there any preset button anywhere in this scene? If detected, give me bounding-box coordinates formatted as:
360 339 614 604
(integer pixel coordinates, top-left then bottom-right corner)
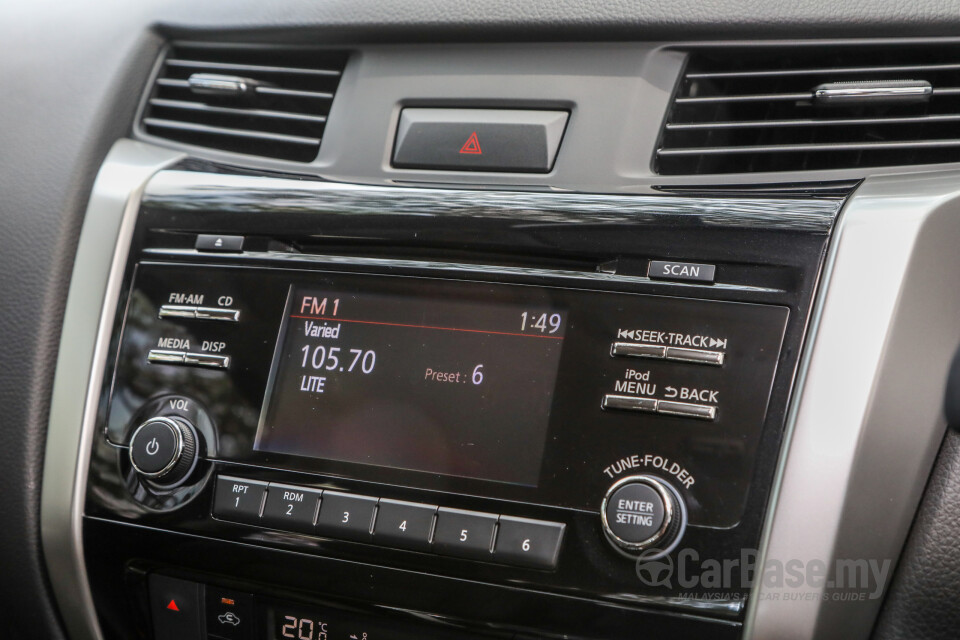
373 499 437 552
493 516 565 569
315 491 377 542
212 476 268 525
261 483 322 534
433 508 498 560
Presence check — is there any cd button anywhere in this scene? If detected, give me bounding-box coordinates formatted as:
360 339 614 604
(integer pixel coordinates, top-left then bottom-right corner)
195 307 241 322
493 516 565 569
315 491 378 542
373 499 437 552
212 476 267 524
433 508 498 560
261 484 323 534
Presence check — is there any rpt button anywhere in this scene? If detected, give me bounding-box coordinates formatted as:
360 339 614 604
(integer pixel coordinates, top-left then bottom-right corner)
213 476 267 524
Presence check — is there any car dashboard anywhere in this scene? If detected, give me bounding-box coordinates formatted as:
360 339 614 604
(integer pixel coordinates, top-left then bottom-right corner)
5 4 960 640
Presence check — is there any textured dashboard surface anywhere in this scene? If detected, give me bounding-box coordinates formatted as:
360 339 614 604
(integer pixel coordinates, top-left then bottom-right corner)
5 0 960 639
873 430 959 640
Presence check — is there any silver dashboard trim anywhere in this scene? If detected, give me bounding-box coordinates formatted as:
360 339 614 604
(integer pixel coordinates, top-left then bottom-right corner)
745 170 960 639
40 140 184 640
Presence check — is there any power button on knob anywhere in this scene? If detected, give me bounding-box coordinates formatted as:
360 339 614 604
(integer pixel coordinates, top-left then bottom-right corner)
602 475 685 556
129 416 198 486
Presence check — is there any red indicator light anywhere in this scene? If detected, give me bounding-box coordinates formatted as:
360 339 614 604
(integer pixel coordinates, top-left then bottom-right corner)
459 131 482 155
166 599 180 612
221 597 235 606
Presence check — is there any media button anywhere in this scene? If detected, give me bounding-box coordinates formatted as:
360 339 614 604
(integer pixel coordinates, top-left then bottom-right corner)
315 491 378 542
373 499 437 552
433 508 498 560
493 516 565 569
212 476 268 524
147 349 185 365
261 483 323 534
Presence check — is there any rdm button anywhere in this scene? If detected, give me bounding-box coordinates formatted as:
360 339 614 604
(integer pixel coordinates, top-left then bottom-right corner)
393 108 568 173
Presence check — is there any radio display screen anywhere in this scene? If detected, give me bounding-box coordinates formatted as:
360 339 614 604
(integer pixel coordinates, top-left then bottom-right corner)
255 284 567 486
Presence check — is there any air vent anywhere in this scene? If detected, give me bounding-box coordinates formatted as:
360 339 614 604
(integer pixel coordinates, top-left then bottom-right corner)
656 45 960 175
141 43 347 162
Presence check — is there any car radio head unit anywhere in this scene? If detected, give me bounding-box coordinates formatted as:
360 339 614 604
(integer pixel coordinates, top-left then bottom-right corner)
103 262 788 531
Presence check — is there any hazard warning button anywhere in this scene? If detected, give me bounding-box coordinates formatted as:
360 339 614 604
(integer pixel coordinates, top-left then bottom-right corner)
393 108 568 173
149 574 202 640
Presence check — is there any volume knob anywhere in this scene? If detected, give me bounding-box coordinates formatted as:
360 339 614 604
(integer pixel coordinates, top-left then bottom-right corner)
129 416 199 486
601 475 686 557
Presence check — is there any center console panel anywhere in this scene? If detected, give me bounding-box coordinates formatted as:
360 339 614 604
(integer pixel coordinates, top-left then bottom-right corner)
83 164 843 640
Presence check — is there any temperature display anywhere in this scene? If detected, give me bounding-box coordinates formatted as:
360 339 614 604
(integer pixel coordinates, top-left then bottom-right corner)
255 284 567 486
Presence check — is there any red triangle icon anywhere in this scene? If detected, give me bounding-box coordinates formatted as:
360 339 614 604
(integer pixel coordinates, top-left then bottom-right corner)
166 599 180 612
459 131 482 155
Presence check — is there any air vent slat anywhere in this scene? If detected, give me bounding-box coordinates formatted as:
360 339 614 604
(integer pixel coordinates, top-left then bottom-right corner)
686 62 960 80
675 93 813 104
256 86 335 100
165 58 343 77
657 45 960 175
143 118 321 145
667 113 960 130
141 43 347 162
149 98 328 124
659 139 960 156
